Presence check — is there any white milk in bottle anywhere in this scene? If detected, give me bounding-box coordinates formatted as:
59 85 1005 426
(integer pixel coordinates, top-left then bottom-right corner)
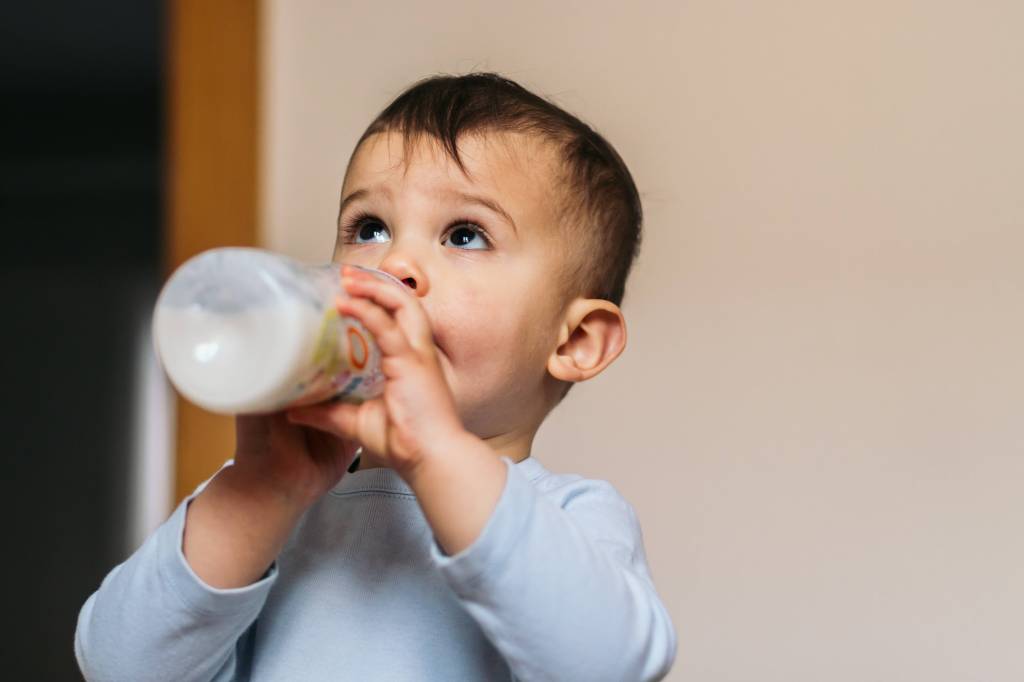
153 247 393 415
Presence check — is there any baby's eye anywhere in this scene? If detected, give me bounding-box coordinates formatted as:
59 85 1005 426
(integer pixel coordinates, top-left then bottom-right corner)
342 215 489 250
444 223 490 250
351 218 391 244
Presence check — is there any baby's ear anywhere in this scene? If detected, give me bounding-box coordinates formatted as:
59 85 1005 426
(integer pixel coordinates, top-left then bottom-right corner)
547 298 627 384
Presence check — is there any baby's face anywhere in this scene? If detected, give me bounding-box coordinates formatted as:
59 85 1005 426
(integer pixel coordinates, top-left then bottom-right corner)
333 130 572 437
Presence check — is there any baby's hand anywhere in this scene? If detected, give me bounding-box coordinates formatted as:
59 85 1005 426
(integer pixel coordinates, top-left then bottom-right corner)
231 410 361 509
284 266 467 479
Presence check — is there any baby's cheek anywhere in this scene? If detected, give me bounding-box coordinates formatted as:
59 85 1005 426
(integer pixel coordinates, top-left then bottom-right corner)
446 313 521 386
439 286 546 379
449 317 507 366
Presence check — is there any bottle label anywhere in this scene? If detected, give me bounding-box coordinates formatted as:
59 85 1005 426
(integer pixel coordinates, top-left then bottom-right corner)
280 305 385 408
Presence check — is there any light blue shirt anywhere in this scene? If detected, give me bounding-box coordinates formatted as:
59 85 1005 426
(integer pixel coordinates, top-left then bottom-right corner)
76 455 677 681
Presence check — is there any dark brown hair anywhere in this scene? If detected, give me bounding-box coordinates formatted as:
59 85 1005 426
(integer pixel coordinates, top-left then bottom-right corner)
348 72 642 306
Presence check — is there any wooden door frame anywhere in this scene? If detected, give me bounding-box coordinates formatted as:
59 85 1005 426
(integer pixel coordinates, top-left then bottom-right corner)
165 0 260 503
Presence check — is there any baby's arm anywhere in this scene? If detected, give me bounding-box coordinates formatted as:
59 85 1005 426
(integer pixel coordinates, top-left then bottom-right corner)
427 458 678 682
182 462 307 588
74 460 289 682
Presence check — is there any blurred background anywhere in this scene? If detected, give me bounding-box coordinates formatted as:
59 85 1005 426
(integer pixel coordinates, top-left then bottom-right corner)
2 2 168 681
5 1 1023 680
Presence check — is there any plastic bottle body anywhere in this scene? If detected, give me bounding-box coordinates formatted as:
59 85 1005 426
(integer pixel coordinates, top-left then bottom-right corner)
153 247 391 415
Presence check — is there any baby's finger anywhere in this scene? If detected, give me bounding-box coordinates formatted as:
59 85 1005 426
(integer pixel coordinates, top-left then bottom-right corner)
287 400 388 456
341 275 433 351
341 273 418 319
287 401 357 437
336 296 411 357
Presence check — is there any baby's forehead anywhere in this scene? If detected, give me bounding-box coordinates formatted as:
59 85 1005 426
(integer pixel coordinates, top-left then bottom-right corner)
346 129 566 201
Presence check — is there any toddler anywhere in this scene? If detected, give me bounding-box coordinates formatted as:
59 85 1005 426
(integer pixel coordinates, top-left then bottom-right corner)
75 72 677 681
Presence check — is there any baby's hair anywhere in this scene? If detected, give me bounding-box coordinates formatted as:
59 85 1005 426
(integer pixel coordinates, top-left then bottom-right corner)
350 72 642 307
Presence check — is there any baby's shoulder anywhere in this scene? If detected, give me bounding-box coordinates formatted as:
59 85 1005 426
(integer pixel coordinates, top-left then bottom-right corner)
520 458 647 563
522 459 639 521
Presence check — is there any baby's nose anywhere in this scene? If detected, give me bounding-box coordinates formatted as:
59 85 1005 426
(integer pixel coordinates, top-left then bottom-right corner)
377 255 429 297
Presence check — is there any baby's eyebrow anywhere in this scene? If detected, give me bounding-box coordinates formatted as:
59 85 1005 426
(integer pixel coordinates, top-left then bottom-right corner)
338 187 387 221
338 186 517 235
451 191 517 235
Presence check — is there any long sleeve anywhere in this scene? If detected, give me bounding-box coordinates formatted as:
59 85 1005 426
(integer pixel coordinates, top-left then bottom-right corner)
428 457 678 682
74 461 278 682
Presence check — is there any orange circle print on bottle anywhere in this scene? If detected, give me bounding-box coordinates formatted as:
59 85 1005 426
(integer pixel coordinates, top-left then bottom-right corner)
347 326 368 370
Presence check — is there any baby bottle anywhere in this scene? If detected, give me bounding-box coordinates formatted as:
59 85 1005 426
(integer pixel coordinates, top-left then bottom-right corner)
152 247 396 415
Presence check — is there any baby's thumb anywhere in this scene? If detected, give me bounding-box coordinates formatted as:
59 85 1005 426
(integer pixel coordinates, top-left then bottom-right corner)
286 402 360 440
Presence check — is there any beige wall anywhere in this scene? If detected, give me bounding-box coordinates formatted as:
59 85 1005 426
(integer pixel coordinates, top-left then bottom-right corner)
260 2 1024 679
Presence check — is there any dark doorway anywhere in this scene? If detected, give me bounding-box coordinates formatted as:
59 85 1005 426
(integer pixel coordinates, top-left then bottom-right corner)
0 2 163 679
